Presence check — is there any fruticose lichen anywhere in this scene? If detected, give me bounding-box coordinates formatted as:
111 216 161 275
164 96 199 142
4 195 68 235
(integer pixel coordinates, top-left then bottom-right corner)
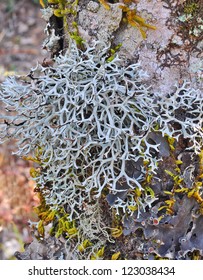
0 40 203 259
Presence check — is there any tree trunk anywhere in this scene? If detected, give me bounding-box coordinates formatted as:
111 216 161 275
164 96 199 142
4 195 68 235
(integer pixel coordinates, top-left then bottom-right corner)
1 0 202 260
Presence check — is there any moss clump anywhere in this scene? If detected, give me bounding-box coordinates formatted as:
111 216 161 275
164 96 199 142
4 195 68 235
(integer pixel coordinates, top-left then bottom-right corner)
183 2 199 15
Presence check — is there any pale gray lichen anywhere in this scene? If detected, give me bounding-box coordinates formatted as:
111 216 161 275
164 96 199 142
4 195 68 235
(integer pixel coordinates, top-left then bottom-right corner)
41 6 54 22
42 28 61 53
0 41 203 223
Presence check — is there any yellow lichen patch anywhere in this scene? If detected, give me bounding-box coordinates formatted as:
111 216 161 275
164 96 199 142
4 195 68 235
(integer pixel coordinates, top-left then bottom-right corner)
175 160 183 165
164 170 184 186
22 156 41 164
188 182 203 202
111 251 121 260
111 226 123 238
77 239 93 253
39 0 46 8
53 213 78 238
70 22 85 46
107 43 122 62
164 190 173 195
191 250 201 260
33 189 78 239
127 205 138 212
37 220 45 237
145 186 155 197
48 0 59 3
119 5 156 39
90 246 105 260
174 188 188 194
158 197 176 215
160 168 187 215
43 209 57 223
47 0 81 44
199 149 203 177
30 167 40 178
22 146 44 165
123 0 134 4
99 0 111 10
165 135 176 151
48 0 66 18
53 8 64 17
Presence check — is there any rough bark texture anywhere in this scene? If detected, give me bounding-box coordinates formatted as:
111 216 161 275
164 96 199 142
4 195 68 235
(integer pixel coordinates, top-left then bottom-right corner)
4 0 202 260
73 0 202 92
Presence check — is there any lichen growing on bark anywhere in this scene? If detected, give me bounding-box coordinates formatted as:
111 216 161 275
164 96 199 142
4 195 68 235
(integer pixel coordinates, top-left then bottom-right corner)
0 38 203 259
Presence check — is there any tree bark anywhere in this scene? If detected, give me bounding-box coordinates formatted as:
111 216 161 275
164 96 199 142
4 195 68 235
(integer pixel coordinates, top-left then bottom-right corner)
13 0 203 260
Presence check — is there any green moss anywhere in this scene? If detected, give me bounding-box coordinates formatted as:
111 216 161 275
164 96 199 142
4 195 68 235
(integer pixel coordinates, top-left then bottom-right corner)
34 191 78 239
183 2 199 15
90 246 105 260
106 43 122 62
46 0 156 45
47 0 80 44
70 22 85 46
